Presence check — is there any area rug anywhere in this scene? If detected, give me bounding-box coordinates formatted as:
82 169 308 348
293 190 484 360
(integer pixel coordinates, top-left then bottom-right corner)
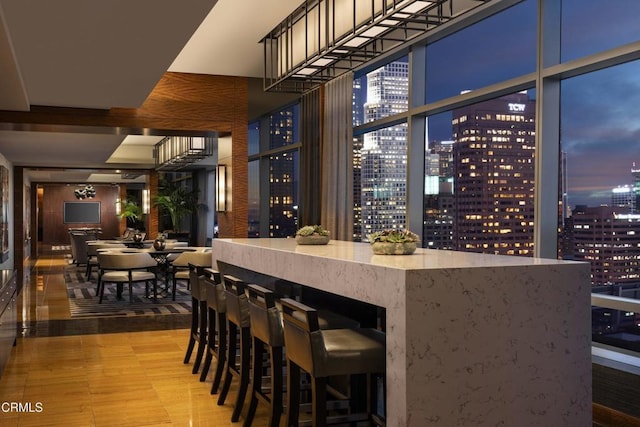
65 266 192 318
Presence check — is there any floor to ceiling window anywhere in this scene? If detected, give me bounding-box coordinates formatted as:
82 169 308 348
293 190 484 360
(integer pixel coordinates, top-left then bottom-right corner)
248 121 260 237
247 104 300 238
345 0 640 355
353 57 409 239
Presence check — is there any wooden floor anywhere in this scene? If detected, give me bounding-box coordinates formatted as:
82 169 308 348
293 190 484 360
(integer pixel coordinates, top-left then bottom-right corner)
0 249 270 427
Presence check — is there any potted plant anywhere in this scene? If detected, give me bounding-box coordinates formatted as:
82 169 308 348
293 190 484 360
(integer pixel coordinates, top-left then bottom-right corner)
152 178 199 236
118 198 143 232
295 225 330 245
367 228 420 255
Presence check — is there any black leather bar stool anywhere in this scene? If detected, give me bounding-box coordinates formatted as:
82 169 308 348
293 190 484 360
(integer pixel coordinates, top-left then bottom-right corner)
199 268 226 391
243 284 285 427
217 274 252 422
281 298 386 427
244 284 362 427
183 263 209 375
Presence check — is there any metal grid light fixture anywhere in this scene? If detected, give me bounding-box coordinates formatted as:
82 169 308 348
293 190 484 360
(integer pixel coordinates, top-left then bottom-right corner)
154 136 215 171
261 0 491 93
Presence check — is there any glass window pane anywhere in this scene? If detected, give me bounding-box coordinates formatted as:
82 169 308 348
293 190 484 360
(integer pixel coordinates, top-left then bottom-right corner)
561 59 640 278
425 91 536 256
353 56 409 126
356 123 408 239
269 150 298 237
248 160 260 237
248 121 260 156
561 0 640 63
270 104 299 149
425 0 536 103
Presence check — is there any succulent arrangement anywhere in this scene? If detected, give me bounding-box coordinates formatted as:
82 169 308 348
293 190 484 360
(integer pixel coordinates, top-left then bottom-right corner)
296 225 330 237
367 228 419 244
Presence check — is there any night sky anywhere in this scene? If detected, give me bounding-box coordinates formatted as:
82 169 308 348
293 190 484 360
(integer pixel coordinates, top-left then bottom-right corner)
423 0 640 209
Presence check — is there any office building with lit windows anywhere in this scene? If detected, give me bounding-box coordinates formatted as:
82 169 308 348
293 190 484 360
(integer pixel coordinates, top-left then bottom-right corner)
612 185 636 212
360 61 409 236
452 92 536 256
268 106 298 237
573 205 640 285
423 140 455 249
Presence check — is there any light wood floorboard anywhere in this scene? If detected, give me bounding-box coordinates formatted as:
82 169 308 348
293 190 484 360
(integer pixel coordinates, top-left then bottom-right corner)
0 249 271 426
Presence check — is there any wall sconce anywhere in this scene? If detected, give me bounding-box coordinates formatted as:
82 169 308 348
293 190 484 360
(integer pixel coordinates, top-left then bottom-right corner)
142 189 150 214
115 197 121 216
216 165 227 212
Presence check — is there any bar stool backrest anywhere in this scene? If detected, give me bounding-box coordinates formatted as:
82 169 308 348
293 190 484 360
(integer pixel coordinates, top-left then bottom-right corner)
247 284 283 347
188 264 211 301
204 271 226 313
223 275 250 328
173 251 212 268
280 298 321 375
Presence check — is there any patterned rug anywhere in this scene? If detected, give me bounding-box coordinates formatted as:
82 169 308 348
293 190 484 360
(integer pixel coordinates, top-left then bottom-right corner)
65 266 192 318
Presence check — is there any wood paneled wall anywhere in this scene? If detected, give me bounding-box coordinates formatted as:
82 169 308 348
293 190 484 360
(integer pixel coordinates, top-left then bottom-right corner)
41 184 120 245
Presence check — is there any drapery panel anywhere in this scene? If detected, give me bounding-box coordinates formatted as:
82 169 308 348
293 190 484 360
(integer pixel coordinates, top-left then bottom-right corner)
300 88 322 227
321 73 353 241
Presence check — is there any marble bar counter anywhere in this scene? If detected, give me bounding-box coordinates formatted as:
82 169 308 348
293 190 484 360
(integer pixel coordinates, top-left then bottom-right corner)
212 238 592 426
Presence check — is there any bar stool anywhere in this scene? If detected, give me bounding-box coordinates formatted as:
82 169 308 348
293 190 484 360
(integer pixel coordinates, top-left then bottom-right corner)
281 298 386 427
183 263 208 375
243 284 285 427
244 284 362 427
217 275 252 422
199 268 226 390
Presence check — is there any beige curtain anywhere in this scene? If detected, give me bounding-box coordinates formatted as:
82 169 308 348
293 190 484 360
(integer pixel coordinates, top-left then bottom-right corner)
300 88 322 226
321 73 353 241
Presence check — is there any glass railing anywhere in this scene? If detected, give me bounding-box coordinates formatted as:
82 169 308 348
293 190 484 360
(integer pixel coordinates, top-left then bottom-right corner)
591 290 640 366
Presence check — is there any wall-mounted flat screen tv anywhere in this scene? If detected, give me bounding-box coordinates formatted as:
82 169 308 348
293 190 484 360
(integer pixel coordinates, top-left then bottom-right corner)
63 201 101 224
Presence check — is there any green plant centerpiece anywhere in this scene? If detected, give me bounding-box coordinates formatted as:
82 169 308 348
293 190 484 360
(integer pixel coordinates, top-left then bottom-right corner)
367 229 420 255
295 225 330 245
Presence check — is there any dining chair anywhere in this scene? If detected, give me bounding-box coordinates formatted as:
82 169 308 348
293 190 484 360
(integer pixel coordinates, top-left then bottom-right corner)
97 252 158 303
86 242 126 282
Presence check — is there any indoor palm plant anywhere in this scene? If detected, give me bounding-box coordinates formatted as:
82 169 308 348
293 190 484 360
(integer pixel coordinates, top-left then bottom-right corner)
118 198 143 231
152 178 198 234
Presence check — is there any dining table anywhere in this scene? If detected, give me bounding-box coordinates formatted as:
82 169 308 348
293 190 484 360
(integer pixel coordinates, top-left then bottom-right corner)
121 247 196 295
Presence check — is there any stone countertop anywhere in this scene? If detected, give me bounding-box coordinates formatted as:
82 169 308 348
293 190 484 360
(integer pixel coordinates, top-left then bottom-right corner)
211 238 592 426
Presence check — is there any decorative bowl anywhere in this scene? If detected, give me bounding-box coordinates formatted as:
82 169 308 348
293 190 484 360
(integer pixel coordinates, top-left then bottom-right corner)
295 235 330 245
371 241 416 255
153 239 166 251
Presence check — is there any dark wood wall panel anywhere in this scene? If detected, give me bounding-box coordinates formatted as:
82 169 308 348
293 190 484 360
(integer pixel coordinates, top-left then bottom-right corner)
0 73 247 134
41 184 120 245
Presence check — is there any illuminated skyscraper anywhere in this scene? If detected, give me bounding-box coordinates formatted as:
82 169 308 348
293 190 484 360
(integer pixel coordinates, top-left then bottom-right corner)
360 61 409 237
423 140 455 249
612 185 635 212
573 205 640 285
631 162 640 212
269 106 298 237
452 92 536 256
